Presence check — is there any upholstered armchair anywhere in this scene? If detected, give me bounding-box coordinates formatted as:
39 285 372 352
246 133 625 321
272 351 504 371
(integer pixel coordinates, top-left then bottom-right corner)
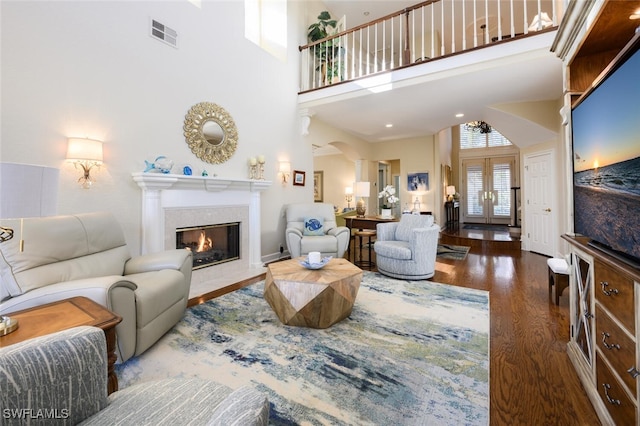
0 326 269 425
285 203 350 259
374 214 440 280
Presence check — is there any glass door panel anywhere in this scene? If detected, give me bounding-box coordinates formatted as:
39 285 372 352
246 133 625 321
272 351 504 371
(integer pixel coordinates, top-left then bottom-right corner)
462 156 514 224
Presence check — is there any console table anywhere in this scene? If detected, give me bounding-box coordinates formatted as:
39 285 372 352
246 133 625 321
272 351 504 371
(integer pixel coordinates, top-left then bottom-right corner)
445 201 460 229
1 297 122 394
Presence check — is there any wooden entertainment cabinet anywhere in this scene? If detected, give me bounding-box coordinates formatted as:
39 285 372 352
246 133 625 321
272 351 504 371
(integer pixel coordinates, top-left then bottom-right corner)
563 235 640 424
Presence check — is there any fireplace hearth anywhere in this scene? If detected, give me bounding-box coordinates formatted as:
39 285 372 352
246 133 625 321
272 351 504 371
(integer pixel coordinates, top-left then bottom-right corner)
176 222 240 270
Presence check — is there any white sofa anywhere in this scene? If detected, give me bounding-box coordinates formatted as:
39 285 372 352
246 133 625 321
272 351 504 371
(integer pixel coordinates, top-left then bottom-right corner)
0 212 192 362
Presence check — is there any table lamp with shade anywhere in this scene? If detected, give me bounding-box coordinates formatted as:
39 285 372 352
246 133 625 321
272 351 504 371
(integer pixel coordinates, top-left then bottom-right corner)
354 181 370 217
0 227 19 335
446 185 456 202
345 186 353 209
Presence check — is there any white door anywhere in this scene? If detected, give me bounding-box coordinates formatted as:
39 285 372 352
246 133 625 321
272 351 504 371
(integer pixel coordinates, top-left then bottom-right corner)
524 150 555 256
462 156 514 225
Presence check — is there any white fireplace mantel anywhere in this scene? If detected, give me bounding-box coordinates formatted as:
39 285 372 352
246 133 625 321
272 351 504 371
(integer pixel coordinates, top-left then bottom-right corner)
132 172 271 267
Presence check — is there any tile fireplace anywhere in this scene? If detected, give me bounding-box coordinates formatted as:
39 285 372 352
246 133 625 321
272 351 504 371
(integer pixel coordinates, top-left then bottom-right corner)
176 222 240 270
132 172 271 297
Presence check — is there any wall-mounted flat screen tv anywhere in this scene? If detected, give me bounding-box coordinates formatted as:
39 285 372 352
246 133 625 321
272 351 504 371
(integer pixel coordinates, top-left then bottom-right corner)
571 32 640 269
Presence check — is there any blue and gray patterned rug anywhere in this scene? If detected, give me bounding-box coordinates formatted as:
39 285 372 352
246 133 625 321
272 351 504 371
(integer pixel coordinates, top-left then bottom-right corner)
116 271 489 425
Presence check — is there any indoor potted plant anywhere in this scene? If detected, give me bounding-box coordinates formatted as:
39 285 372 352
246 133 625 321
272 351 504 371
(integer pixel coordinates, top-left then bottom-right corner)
307 11 343 84
378 185 399 218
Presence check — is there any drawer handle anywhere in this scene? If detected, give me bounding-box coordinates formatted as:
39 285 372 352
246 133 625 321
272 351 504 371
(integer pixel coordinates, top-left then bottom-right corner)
584 311 594 320
602 332 621 350
601 281 619 296
628 367 640 379
602 383 621 405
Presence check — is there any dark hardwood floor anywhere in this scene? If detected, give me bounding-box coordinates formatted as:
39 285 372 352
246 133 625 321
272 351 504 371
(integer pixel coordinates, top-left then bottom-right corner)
193 227 601 425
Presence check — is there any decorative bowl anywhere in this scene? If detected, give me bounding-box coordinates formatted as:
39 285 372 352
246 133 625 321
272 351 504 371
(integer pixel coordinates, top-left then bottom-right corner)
299 256 332 270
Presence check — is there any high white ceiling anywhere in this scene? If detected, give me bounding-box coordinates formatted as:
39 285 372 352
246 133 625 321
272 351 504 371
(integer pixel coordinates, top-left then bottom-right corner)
304 1 564 154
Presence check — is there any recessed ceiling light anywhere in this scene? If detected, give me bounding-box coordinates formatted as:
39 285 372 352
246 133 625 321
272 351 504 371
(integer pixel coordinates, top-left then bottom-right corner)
385 124 393 128
455 113 464 118
364 11 370 16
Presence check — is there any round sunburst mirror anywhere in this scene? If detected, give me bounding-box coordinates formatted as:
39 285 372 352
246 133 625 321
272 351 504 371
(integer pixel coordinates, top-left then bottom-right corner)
183 102 238 164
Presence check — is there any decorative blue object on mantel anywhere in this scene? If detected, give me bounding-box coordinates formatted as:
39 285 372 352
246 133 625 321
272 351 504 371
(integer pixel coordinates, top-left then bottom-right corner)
143 156 173 174
183 165 192 175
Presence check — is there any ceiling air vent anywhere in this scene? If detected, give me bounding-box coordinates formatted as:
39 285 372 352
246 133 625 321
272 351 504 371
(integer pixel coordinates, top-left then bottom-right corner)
150 19 177 48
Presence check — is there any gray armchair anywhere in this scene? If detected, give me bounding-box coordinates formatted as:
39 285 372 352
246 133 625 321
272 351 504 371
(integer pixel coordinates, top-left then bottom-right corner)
374 214 440 280
0 326 269 425
285 203 350 259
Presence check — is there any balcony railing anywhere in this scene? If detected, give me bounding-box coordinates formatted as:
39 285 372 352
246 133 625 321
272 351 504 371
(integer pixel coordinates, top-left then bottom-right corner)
299 0 561 93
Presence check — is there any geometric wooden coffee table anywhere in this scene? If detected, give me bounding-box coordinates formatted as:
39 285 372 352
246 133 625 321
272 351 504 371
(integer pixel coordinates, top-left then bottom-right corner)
264 257 363 329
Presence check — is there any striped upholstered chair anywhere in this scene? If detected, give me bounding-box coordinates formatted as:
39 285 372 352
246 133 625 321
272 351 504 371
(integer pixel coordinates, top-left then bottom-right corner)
0 326 269 425
374 214 440 280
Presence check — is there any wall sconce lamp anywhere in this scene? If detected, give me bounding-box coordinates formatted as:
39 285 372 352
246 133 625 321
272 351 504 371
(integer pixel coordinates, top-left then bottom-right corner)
345 186 353 209
446 185 456 202
354 181 370 217
66 138 103 189
278 161 291 184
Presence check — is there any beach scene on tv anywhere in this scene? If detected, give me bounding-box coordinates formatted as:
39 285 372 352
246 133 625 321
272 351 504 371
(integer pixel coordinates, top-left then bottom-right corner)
572 50 640 262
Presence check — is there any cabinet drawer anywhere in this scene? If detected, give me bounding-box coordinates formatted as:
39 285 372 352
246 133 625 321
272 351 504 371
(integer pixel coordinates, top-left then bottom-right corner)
595 260 635 334
596 305 637 395
597 354 637 425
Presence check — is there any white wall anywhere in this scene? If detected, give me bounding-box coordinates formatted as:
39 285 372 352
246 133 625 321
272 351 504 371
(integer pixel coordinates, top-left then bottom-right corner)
313 154 355 210
1 0 312 257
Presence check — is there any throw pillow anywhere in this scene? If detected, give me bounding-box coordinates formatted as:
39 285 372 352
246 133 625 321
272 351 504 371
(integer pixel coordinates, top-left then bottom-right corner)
303 217 324 236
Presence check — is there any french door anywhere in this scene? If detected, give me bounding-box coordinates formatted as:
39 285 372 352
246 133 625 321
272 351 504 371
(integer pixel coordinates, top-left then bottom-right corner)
462 156 515 225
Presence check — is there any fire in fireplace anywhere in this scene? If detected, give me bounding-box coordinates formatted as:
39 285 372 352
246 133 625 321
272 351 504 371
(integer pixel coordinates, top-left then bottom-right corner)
176 222 240 270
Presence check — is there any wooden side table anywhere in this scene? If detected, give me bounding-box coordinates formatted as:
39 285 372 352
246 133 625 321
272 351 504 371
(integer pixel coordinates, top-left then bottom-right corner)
445 201 460 229
1 297 122 394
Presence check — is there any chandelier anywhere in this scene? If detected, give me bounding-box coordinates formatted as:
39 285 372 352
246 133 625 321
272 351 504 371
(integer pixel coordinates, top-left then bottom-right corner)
464 121 492 133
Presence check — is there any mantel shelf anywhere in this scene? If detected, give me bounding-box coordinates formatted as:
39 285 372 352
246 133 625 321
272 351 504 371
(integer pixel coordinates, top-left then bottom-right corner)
131 172 272 192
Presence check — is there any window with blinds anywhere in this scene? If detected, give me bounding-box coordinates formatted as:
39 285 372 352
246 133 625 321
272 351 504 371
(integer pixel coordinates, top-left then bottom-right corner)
492 163 511 216
460 124 512 149
466 165 484 216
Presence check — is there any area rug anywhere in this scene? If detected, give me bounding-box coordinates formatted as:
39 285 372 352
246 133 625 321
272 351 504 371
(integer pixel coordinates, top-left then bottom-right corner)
116 272 489 425
437 243 471 260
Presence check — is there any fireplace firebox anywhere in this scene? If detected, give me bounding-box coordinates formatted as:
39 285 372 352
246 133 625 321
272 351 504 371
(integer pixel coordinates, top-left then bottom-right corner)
176 222 240 270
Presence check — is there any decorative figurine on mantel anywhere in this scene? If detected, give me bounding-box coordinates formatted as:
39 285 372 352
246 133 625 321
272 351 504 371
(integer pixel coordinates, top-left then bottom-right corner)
143 156 173 174
257 155 265 180
248 155 266 180
248 157 258 179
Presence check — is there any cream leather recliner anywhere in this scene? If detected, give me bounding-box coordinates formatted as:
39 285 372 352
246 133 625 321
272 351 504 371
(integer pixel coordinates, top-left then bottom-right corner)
285 203 350 259
0 212 192 362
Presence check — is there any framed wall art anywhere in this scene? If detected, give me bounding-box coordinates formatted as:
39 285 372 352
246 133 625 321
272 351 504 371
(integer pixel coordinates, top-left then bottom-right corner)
408 172 429 192
293 170 306 186
314 171 324 202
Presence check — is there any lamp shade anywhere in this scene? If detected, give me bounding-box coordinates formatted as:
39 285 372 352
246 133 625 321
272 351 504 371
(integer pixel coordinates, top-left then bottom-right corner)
354 181 370 198
66 138 103 162
278 161 291 173
345 186 353 195
446 185 456 196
